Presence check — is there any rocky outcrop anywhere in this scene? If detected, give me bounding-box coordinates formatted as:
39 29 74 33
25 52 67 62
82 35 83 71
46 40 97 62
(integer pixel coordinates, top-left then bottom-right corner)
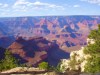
1 67 45 73
0 67 61 75
60 38 94 73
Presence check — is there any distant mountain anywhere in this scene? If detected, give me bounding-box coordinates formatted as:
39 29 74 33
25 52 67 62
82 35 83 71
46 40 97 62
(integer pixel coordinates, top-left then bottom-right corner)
0 16 100 51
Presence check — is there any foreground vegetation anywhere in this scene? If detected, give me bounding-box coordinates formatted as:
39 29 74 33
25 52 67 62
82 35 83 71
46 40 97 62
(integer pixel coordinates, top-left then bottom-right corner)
84 25 100 73
0 50 18 71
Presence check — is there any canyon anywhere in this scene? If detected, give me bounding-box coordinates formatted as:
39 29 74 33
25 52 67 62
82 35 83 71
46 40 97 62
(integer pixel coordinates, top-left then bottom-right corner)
0 16 100 66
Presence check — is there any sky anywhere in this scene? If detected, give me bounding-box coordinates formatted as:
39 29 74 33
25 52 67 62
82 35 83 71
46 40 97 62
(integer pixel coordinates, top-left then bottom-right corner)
0 0 100 17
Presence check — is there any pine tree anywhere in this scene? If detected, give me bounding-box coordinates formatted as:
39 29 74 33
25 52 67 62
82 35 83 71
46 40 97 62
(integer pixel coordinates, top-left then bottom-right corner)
84 24 100 73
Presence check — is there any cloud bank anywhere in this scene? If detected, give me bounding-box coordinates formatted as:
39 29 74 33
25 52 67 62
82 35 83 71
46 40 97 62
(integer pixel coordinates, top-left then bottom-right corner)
12 0 64 11
81 0 100 5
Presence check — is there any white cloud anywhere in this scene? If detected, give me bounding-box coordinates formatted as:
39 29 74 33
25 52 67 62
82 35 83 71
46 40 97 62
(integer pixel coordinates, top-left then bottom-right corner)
13 0 29 9
31 1 48 6
0 3 8 8
73 5 80 7
81 0 100 5
3 4 8 8
12 0 64 11
14 0 29 6
30 1 63 8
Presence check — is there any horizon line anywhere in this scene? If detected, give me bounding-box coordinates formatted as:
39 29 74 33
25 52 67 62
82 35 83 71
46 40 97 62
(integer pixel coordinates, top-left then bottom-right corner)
0 15 100 18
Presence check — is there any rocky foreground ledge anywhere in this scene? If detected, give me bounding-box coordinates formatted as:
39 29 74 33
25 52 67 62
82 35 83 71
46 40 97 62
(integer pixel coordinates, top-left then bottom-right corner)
0 67 47 75
0 67 81 75
0 67 100 75
1 67 45 73
0 67 62 75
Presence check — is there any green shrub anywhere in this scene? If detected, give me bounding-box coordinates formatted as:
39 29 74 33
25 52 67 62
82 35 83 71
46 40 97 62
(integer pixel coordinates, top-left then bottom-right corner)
38 62 49 70
0 50 18 71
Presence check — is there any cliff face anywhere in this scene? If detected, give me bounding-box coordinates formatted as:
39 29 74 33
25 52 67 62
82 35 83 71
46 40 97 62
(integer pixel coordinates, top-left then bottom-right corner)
0 16 100 50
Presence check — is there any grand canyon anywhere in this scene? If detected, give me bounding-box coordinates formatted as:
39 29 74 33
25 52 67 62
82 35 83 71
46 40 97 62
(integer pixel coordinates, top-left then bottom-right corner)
0 16 100 66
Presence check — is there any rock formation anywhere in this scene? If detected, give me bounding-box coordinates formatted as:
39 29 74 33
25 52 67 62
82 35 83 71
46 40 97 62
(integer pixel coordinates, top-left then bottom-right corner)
60 38 95 72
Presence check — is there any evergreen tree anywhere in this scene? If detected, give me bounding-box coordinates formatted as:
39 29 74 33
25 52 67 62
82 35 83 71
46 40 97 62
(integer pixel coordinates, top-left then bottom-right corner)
84 24 100 73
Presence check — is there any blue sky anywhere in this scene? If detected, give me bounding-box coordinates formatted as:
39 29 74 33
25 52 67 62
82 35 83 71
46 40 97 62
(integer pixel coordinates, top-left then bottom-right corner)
0 0 100 17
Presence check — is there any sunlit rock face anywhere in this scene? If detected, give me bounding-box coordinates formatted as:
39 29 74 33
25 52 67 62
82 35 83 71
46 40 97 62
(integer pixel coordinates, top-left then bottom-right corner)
60 47 91 72
60 38 95 72
70 47 91 72
60 59 70 73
